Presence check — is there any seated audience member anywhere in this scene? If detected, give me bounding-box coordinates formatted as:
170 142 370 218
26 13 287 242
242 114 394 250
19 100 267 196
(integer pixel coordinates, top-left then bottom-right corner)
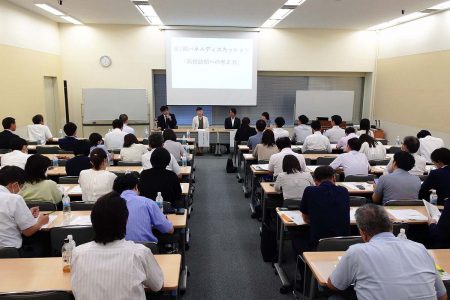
253 129 279 161
261 112 271 128
324 115 345 143
58 122 78 151
139 148 182 208
330 138 370 177
0 117 18 149
0 138 30 169
224 108 240 129
235 117 257 144
428 195 450 248
66 140 92 177
19 155 63 204
142 133 180 176
356 118 374 137
157 105 177 130
120 134 148 162
359 133 386 161
292 115 312 145
163 129 186 161
89 132 112 164
327 204 447 300
302 120 332 153
113 174 173 243
247 119 266 150
274 154 314 201
192 107 209 130
372 151 421 205
119 114 135 134
0 166 49 255
79 148 117 203
417 130 445 163
27 114 53 143
272 117 289 141
104 119 127 150
385 136 426 176
336 127 358 151
268 137 306 177
419 148 450 205
71 192 164 300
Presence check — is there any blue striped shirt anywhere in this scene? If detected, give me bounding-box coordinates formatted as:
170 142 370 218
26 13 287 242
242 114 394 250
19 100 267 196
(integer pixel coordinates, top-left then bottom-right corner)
121 190 173 243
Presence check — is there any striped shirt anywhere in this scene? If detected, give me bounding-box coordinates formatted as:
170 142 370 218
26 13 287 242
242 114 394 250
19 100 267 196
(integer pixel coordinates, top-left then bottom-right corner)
71 239 163 300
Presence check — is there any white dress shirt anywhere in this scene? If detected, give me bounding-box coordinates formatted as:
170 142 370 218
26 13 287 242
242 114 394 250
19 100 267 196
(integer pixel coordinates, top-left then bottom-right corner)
0 186 36 248
163 140 187 161
292 124 312 144
78 169 117 202
419 136 445 162
330 150 370 177
384 153 427 176
268 148 307 177
192 116 209 130
120 143 148 162
142 148 181 175
324 126 346 143
274 171 314 200
104 129 127 150
359 141 386 161
122 124 135 134
27 124 52 142
303 132 332 153
0 150 31 169
272 128 290 141
336 133 358 150
71 239 163 300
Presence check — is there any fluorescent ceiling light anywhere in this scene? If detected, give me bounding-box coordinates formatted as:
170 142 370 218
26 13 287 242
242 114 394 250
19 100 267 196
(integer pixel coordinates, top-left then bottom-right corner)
61 16 83 25
429 1 450 10
147 16 163 25
284 0 306 6
368 12 428 30
261 19 281 28
270 8 294 20
35 3 64 16
261 0 306 28
133 2 163 26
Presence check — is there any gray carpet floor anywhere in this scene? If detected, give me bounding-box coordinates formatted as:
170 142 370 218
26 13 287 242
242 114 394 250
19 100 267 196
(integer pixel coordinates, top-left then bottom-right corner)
183 156 296 300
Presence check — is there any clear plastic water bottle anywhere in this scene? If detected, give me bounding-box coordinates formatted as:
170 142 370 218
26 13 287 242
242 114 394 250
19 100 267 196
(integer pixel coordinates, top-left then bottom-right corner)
62 194 71 220
396 136 401 145
182 134 187 145
59 129 64 138
430 190 438 205
144 127 149 139
181 153 187 167
52 156 59 167
155 192 164 213
187 131 190 139
397 228 407 239
62 235 76 273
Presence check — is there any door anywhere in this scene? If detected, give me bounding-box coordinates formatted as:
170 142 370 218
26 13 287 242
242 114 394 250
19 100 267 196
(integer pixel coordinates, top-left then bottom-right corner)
43 77 59 134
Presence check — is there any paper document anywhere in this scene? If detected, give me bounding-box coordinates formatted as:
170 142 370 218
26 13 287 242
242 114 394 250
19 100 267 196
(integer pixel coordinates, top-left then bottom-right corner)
255 164 269 171
350 208 357 222
197 130 210 148
387 209 428 221
280 211 305 225
69 216 92 226
306 166 320 172
342 183 373 191
243 153 255 160
423 200 441 222
68 185 82 195
41 215 58 229
436 264 450 281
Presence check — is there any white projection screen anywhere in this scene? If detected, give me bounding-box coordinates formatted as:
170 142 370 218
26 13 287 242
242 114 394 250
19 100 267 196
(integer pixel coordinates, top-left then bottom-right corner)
165 30 258 106
295 91 355 121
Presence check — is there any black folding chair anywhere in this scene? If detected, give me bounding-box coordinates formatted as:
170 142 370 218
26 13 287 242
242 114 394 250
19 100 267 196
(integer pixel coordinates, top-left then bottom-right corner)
50 226 94 256
0 247 20 259
0 291 74 300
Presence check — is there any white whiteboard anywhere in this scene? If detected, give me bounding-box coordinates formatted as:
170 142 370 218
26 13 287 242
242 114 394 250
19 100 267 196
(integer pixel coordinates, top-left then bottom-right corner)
295 90 354 121
82 89 149 123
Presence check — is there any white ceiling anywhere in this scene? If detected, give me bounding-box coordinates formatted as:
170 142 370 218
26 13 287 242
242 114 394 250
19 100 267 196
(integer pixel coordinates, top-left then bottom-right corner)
7 0 447 29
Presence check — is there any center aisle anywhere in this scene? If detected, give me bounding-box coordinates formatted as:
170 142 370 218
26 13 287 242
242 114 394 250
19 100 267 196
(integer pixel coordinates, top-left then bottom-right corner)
184 156 292 299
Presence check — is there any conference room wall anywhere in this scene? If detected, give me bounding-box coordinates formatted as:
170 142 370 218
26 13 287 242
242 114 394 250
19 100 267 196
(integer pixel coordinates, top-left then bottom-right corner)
0 1 63 138
374 10 450 145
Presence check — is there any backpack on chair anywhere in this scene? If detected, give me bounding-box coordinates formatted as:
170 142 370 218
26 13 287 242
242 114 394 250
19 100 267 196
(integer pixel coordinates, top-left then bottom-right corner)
226 158 237 173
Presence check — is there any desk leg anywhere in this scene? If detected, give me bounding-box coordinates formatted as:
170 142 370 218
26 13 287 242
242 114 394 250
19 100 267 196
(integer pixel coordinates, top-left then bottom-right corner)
243 160 250 195
179 228 188 293
261 189 266 222
274 222 290 290
249 174 257 214
236 150 243 182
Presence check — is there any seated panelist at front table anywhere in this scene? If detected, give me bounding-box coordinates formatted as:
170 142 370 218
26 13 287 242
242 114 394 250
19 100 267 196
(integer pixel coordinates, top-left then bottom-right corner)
224 108 240 129
192 107 209 130
157 105 177 130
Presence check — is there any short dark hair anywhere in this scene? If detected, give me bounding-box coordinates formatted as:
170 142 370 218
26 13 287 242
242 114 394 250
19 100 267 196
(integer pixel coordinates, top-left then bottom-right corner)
431 148 450 165
276 137 291 150
311 120 321 131
73 140 91 156
313 166 335 182
196 107 203 111
24 154 51 183
11 137 27 151
149 133 163 148
359 118 371 132
282 154 302 174
331 115 342 126
91 192 129 245
112 119 123 129
403 136 420 154
255 120 266 132
241 117 250 127
113 174 139 194
345 127 356 135
355 204 392 237
90 148 107 170
261 112 270 120
0 166 26 186
274 117 285 128
163 129 177 142
393 151 415 171
359 134 376 148
63 122 77 136
298 115 309 124
150 147 171 169
417 130 432 139
229 108 237 115
261 129 275 146
119 114 128 123
89 133 103 147
2 117 15 130
160 105 168 112
32 114 44 124
123 133 138 148
347 138 361 151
